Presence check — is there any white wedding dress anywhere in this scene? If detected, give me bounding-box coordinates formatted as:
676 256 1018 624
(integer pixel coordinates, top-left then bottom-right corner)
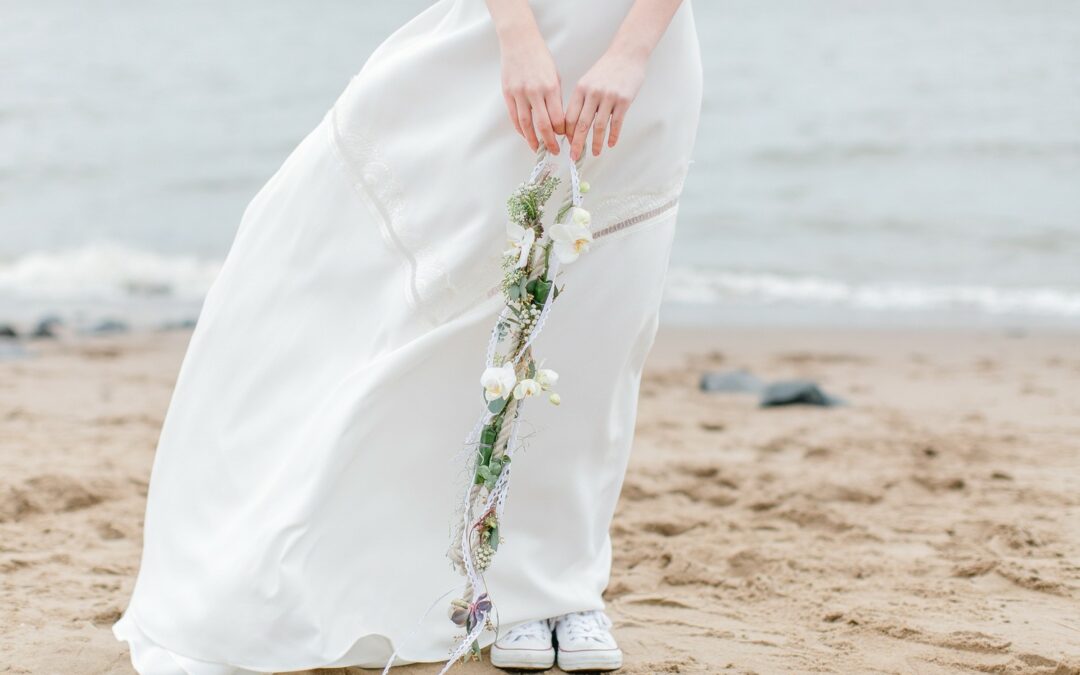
112 1 702 672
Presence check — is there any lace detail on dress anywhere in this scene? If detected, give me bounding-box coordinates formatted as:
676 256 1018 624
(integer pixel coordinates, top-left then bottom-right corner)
592 197 679 239
586 168 687 242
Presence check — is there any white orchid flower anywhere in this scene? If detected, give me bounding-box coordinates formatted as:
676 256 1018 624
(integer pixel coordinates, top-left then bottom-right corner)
481 364 517 401
505 222 535 269
548 393 562 406
570 206 591 227
550 220 593 264
536 368 559 389
512 378 541 400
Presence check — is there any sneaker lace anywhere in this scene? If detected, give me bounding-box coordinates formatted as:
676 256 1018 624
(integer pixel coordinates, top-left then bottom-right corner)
502 619 551 644
559 610 613 643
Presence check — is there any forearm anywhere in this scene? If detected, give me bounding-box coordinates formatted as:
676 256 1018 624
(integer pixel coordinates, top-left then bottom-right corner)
608 0 685 62
484 0 544 49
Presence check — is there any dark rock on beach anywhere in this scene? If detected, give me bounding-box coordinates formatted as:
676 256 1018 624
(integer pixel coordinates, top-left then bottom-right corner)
32 317 62 339
87 319 130 335
701 369 845 408
699 369 766 393
0 324 18 339
158 318 198 332
760 380 844 408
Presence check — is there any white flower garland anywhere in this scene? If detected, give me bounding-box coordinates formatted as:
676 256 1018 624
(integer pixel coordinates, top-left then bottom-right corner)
381 146 591 674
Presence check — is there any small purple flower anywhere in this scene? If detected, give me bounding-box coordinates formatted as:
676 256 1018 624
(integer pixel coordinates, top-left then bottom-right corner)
450 593 492 629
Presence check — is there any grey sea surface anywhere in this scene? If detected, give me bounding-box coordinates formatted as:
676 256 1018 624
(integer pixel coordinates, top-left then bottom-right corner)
1 0 1079 328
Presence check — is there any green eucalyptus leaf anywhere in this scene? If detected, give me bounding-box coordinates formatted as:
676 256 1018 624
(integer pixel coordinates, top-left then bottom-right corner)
488 397 506 414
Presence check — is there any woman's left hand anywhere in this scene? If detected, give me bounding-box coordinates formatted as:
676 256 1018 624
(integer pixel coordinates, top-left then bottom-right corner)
564 47 649 161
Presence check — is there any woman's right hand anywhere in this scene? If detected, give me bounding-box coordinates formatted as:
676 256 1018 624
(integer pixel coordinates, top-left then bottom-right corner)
488 2 565 154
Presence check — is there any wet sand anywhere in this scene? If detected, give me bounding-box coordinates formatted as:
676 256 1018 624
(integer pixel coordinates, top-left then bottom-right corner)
1 326 1078 674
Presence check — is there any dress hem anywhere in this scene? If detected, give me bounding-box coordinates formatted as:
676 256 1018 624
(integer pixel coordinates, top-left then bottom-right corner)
113 606 435 674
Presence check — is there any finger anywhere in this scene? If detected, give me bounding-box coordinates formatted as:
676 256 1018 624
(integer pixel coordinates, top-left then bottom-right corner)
592 98 615 157
545 86 566 137
504 93 522 137
515 95 539 152
571 92 599 161
564 87 585 142
609 100 629 148
528 91 559 154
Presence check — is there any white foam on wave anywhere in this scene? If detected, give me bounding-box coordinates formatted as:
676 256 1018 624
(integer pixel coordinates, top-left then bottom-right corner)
2 247 1078 322
664 267 1080 319
0 244 221 301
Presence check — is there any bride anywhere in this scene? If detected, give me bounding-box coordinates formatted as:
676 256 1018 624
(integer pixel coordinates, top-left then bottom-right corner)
112 0 702 672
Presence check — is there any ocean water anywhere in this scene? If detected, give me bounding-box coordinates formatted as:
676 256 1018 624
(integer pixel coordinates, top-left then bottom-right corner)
1 0 1079 329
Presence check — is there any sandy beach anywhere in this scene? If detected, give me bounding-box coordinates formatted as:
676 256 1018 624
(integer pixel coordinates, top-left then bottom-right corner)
2 325 1078 674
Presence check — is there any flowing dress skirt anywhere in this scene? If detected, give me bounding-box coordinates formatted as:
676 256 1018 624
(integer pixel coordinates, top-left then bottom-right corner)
113 1 702 672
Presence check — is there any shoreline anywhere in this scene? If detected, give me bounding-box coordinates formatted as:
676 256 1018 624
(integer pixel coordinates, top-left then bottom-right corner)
1 304 1078 354
1 325 1078 673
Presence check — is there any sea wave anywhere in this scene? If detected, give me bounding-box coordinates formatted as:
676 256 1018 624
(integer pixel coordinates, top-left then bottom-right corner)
0 244 220 301
2 246 1079 322
663 268 1080 319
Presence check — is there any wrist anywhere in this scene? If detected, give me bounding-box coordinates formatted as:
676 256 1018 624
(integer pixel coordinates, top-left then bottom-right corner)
606 31 654 65
498 27 547 60
492 12 544 51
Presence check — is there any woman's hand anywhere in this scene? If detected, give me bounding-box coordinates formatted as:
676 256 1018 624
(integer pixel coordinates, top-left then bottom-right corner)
499 35 566 154
486 0 565 154
564 0 685 161
564 47 648 161
486 0 684 159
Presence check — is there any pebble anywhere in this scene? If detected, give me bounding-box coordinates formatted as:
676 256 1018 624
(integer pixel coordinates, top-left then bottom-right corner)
760 380 844 408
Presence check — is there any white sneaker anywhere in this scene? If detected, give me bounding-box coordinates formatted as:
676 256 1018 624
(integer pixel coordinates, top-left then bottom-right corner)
489 619 555 670
553 610 623 672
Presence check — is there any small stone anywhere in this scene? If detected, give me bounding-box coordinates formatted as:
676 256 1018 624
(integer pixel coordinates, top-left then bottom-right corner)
760 380 844 408
32 317 62 339
700 370 765 393
159 318 198 331
88 319 130 335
